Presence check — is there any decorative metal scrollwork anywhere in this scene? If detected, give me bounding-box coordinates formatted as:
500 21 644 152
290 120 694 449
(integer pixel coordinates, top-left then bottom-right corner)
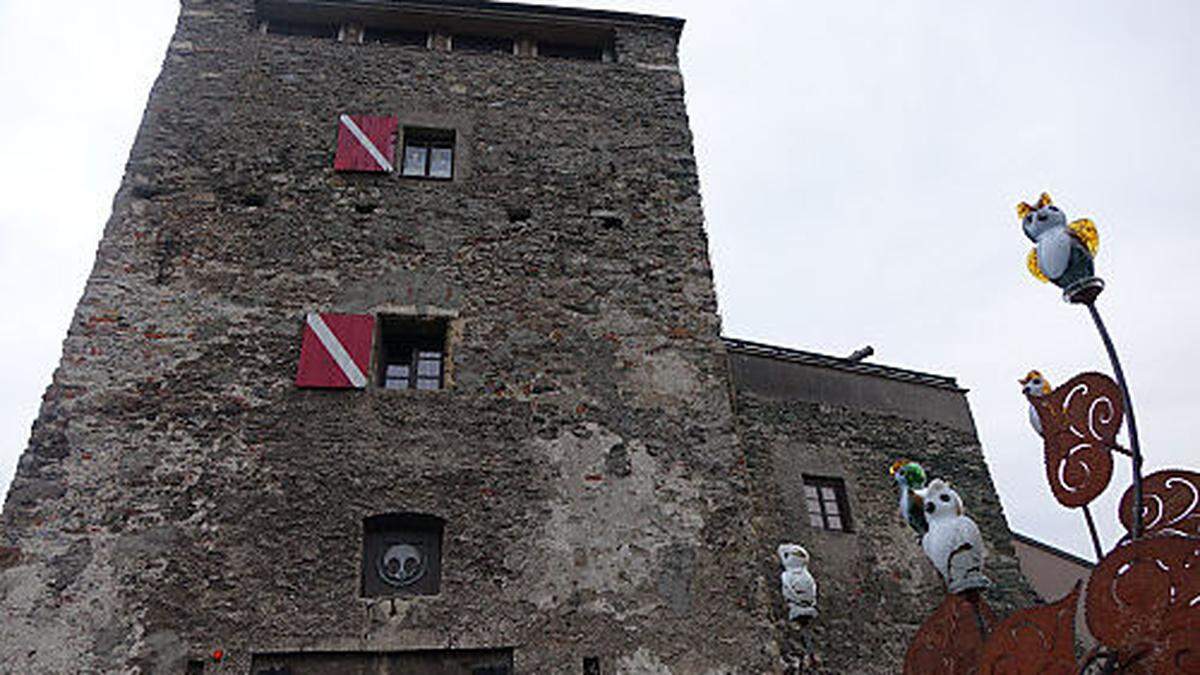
977 583 1079 675
1119 470 1200 538
1030 372 1123 508
904 592 996 675
1084 536 1200 659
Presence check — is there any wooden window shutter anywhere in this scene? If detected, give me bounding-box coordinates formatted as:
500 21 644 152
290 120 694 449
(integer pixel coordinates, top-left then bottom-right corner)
333 114 398 173
295 313 375 389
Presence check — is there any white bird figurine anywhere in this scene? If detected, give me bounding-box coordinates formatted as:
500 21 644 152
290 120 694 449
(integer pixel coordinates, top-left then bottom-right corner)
1019 370 1052 436
778 543 818 619
921 480 990 594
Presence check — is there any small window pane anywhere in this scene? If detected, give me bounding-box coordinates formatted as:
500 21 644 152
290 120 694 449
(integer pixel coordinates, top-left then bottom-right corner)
403 145 428 176
824 501 839 516
416 378 440 390
821 487 837 501
805 498 821 514
417 360 441 377
827 515 842 531
804 485 818 499
809 514 823 528
429 148 453 178
384 363 410 390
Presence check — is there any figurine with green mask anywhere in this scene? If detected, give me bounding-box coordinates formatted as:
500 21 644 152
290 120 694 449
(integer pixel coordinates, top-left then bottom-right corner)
890 459 929 537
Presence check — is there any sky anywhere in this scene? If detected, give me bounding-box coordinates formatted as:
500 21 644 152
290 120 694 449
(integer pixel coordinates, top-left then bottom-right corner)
1 0 1197 562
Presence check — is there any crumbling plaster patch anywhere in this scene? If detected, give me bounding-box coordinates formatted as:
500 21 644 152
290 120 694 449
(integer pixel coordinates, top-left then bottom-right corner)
519 423 705 614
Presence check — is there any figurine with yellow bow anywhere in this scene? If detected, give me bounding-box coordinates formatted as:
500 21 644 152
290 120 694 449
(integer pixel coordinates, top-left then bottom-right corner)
1018 192 1101 300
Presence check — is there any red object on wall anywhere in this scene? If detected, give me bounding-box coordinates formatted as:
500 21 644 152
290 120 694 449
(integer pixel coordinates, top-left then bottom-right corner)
295 313 375 389
333 114 397 172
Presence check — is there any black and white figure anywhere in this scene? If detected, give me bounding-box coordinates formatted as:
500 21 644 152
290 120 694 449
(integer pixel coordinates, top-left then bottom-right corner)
921 480 990 594
778 543 818 619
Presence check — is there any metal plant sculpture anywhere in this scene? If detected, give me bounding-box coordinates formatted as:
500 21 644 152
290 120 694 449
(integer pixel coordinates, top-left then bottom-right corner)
901 193 1199 674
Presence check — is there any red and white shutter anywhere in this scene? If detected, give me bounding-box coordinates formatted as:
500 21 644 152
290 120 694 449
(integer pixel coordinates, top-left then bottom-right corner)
333 114 397 173
295 313 375 389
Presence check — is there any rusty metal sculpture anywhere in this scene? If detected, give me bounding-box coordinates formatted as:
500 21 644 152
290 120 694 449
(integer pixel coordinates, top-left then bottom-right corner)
1085 537 1200 662
1028 372 1122 509
978 583 1080 675
904 592 996 675
900 193 1200 674
1119 470 1200 539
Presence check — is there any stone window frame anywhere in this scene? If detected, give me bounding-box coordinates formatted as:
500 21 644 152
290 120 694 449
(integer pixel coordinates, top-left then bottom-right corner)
802 475 854 533
400 127 457 181
375 314 450 391
361 512 445 598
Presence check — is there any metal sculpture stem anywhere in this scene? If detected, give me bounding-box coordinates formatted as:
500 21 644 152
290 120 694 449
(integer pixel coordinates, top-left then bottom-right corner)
1086 301 1144 538
1082 504 1103 561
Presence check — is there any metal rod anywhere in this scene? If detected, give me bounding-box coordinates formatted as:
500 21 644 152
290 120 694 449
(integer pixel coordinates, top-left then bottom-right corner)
1106 442 1133 457
1086 301 1144 538
1082 504 1104 561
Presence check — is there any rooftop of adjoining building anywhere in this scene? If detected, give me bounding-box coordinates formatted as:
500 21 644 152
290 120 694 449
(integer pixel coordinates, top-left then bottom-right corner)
723 337 964 391
723 337 977 433
1011 530 1095 569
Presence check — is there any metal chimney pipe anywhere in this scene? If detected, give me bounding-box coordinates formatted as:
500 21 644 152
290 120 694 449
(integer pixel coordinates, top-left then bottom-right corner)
847 346 874 362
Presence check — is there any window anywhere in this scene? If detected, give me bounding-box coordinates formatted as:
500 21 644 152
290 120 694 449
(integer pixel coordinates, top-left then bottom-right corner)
362 513 444 597
453 34 514 55
803 476 852 532
401 128 456 180
364 27 428 47
265 20 339 39
378 315 447 390
539 41 605 62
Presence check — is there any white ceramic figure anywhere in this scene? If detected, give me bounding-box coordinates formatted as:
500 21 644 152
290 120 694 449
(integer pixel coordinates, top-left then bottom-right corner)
921 479 990 594
778 543 818 619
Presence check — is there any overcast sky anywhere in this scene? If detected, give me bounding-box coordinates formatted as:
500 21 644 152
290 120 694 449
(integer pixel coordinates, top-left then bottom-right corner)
1 0 1197 562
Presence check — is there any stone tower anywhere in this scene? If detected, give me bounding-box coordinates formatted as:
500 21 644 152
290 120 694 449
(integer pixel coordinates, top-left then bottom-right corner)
0 0 776 672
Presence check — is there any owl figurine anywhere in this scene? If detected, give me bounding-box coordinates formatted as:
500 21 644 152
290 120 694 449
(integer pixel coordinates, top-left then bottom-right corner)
921 480 990 594
1019 370 1052 436
778 543 818 620
1019 192 1100 291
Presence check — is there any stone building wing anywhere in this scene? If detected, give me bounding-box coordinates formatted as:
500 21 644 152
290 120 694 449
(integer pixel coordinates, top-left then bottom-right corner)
726 337 1036 673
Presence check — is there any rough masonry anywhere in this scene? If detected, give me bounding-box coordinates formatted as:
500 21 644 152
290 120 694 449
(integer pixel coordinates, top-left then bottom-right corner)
0 1 1033 673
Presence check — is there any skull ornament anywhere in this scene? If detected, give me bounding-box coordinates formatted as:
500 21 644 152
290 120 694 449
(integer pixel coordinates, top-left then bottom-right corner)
378 542 426 587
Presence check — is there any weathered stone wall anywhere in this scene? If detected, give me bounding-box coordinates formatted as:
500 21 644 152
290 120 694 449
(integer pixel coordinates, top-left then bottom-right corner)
735 393 1037 674
0 1 777 672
